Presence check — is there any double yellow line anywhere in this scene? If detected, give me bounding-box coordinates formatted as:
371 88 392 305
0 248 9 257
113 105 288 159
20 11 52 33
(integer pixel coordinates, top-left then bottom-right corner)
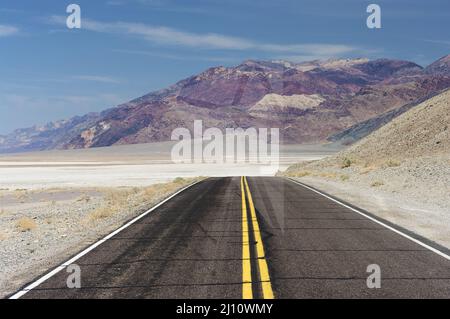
241 176 274 299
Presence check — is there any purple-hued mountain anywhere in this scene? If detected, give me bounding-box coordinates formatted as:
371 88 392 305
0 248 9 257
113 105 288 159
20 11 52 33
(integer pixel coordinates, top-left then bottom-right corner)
425 54 450 76
1 55 450 153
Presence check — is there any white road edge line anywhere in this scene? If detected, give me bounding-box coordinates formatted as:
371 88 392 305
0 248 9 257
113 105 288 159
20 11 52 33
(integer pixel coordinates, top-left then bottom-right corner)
287 178 450 261
9 180 202 299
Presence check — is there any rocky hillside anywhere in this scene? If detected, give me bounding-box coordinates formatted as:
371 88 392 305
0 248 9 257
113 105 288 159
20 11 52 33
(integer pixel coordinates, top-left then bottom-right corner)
1 55 450 153
327 90 443 145
329 88 450 164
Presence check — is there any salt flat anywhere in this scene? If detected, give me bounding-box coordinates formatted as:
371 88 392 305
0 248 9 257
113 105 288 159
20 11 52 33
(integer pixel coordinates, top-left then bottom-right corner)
0 142 340 189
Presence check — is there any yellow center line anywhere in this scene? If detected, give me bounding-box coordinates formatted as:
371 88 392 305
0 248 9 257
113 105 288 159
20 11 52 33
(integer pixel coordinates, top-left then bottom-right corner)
241 176 253 299
243 176 275 299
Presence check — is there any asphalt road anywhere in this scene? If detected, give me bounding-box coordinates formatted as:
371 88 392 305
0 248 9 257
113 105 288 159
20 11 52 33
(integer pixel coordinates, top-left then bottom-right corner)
13 177 450 299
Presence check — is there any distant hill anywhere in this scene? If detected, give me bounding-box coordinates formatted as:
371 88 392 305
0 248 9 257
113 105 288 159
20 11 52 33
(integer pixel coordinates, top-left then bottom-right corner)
1 55 450 153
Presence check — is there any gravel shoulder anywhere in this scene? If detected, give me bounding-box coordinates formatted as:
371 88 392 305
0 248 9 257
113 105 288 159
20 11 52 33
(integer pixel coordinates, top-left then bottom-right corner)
282 155 450 249
0 178 201 298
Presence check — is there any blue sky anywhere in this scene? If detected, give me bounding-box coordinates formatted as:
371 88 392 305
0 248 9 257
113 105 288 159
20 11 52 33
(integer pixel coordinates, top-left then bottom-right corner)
0 0 449 134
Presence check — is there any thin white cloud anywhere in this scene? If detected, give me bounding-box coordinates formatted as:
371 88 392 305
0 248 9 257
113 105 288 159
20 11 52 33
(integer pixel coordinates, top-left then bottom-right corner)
113 49 239 63
72 75 121 84
105 0 206 13
275 55 332 63
105 0 127 5
424 39 450 46
0 24 19 37
48 16 360 57
77 17 254 50
260 44 356 55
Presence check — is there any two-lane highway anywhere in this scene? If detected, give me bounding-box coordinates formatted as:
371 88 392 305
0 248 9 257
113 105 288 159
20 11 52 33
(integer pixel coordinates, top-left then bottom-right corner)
11 177 450 299
247 177 450 298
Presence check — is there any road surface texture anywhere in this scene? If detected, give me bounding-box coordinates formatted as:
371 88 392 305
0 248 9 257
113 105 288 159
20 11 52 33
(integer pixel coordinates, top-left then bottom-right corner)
12 177 450 299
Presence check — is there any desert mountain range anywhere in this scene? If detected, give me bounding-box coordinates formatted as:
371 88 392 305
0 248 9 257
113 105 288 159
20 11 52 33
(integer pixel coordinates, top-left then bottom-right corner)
1 54 449 153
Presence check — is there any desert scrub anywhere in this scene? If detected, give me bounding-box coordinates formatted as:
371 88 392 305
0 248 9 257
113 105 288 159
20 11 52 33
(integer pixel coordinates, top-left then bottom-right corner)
291 171 311 177
317 172 338 179
173 177 186 184
359 165 377 175
88 206 114 220
15 190 30 203
16 217 37 232
385 159 401 168
142 179 189 199
341 157 353 169
371 181 384 187
76 194 91 203
340 174 350 181
86 178 202 223
87 189 133 221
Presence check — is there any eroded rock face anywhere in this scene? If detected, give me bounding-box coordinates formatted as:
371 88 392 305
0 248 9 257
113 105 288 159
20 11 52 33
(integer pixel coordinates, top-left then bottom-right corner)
1 56 449 153
425 54 450 76
250 93 325 114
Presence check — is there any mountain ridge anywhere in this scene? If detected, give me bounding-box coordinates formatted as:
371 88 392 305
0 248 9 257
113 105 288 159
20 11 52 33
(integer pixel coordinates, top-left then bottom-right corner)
1 55 449 153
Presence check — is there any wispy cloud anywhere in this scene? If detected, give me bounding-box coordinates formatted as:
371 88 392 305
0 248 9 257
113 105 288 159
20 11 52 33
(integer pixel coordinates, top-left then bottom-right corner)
259 44 357 56
105 0 127 5
48 16 361 57
0 24 19 37
71 75 122 84
105 0 206 13
424 39 450 46
112 49 240 63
